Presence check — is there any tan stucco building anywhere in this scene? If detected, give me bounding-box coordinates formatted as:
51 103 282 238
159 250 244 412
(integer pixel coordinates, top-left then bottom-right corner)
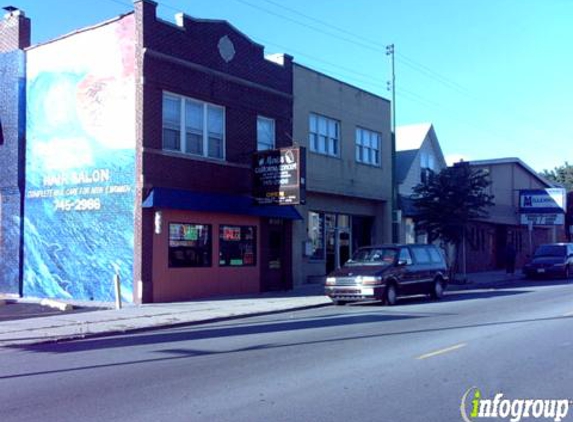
291 64 392 285
463 158 566 272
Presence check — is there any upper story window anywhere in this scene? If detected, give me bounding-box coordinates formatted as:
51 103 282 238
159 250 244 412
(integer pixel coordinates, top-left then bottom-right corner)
257 116 275 151
420 151 436 183
420 151 435 171
355 127 380 166
309 113 339 157
162 93 225 160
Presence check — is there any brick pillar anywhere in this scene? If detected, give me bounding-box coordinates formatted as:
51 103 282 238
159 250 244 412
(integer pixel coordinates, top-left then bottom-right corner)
0 8 31 53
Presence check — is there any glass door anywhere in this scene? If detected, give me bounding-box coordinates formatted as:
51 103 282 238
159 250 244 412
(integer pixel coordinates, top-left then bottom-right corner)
337 214 351 268
325 213 336 274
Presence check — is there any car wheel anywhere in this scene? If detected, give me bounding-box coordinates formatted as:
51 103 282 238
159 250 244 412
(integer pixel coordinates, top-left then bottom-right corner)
431 278 445 300
384 283 397 306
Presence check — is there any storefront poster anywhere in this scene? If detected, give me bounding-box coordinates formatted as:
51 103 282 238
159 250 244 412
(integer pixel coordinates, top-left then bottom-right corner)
24 16 136 302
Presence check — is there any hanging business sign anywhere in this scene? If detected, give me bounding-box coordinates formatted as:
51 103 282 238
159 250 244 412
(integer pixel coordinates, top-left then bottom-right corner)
520 213 565 226
519 188 567 226
519 188 567 213
253 146 306 205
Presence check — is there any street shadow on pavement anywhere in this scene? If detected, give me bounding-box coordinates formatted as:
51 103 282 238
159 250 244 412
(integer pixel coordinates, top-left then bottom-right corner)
4 312 425 354
4 311 573 382
349 288 530 308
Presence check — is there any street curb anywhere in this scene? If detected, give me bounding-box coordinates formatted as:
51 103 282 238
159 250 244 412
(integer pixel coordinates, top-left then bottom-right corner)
39 299 74 312
447 275 525 291
0 301 332 348
447 282 518 292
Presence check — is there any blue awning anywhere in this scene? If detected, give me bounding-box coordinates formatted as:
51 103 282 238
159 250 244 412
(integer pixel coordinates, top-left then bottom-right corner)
142 187 302 220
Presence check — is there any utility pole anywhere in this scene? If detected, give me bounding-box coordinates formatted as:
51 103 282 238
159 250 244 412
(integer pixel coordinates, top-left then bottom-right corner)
386 44 399 243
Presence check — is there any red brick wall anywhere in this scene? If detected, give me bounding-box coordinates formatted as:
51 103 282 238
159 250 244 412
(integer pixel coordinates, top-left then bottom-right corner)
137 0 293 195
0 11 30 53
133 0 294 301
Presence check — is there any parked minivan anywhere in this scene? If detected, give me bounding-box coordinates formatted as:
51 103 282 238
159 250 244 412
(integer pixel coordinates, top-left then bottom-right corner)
324 244 449 305
523 243 573 279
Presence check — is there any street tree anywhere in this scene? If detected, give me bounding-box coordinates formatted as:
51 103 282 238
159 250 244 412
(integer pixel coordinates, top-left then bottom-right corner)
411 162 495 275
540 162 573 192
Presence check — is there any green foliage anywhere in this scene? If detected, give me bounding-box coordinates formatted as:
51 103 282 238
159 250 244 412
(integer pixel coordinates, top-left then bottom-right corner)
540 162 573 192
411 163 495 244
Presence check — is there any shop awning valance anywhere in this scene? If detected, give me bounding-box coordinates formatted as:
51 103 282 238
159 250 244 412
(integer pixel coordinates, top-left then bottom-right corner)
142 187 302 220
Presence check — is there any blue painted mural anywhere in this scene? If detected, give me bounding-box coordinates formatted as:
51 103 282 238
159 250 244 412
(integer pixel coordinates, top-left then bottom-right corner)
0 50 25 296
24 15 136 302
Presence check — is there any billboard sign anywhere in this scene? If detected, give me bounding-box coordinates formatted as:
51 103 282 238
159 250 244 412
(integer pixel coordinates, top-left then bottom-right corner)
253 147 306 205
519 188 566 213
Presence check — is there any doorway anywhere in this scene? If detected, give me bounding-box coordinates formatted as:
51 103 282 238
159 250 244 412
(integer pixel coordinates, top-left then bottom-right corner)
495 225 508 269
325 213 352 273
260 218 290 292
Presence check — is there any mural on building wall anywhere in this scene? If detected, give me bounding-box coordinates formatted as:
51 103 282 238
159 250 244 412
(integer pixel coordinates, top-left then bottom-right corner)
24 15 136 302
0 50 25 295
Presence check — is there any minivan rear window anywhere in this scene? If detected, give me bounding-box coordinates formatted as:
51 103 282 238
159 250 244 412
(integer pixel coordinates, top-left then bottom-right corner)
534 245 566 257
411 246 431 264
428 247 444 264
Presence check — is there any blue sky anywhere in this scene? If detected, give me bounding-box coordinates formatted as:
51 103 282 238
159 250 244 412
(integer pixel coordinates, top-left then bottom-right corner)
12 0 573 172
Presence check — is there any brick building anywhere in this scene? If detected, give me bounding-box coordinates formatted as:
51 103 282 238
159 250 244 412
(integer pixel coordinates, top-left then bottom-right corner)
0 8 29 297
460 158 566 273
135 1 298 302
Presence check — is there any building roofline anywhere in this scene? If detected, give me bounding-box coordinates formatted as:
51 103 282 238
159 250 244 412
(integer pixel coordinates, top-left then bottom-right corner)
294 62 390 104
170 13 266 50
25 11 134 51
467 157 555 188
396 148 419 154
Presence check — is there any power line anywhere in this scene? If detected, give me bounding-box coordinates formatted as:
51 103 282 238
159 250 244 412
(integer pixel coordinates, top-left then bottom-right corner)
234 0 474 100
95 0 560 149
232 0 388 54
100 0 132 9
225 0 563 144
260 0 384 50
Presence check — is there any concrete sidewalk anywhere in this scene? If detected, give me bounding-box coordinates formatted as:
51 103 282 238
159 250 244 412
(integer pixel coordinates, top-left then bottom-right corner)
0 270 528 348
0 284 331 347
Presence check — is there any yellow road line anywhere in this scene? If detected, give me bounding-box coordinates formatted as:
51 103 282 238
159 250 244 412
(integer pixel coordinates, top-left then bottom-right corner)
416 343 467 360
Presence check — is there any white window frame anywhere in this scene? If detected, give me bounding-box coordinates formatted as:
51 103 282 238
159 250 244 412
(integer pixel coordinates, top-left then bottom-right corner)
309 113 340 157
162 92 226 161
355 127 381 166
257 115 275 151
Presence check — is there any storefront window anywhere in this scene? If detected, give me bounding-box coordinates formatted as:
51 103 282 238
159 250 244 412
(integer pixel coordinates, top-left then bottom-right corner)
168 223 212 268
338 214 350 229
308 211 324 260
219 225 257 266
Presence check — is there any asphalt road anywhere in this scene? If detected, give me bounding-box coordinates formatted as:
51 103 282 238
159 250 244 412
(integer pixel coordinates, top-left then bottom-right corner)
2 280 573 422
